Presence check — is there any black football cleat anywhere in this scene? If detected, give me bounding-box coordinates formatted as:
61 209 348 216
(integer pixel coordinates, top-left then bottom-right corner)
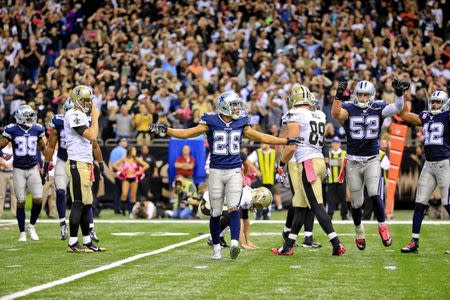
332 244 346 256
401 239 419 253
89 228 100 242
301 236 322 248
83 242 106 252
355 238 366 251
219 237 229 248
67 242 93 253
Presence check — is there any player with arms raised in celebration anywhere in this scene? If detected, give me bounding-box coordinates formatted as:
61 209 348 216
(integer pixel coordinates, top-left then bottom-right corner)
332 79 409 250
150 90 302 260
272 84 345 256
399 90 450 253
0 105 48 241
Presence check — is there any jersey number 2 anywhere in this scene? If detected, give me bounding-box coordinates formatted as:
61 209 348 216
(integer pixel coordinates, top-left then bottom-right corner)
213 131 241 155
14 136 38 156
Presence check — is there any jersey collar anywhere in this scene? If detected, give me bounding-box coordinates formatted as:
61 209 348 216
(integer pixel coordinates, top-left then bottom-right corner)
18 124 32 133
218 114 233 127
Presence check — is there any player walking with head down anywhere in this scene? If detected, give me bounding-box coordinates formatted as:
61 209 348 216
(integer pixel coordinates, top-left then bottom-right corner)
332 78 409 250
150 90 302 260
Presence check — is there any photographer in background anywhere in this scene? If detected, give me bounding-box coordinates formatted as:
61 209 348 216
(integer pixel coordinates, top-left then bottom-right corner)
171 175 199 219
130 200 157 219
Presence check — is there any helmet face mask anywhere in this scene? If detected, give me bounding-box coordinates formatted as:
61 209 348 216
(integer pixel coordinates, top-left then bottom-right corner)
428 90 448 115
63 98 75 114
215 91 243 120
251 187 273 209
15 105 37 128
70 85 94 113
352 81 375 109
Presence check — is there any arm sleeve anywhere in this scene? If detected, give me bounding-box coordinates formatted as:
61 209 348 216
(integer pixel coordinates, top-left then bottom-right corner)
382 96 404 118
73 125 89 136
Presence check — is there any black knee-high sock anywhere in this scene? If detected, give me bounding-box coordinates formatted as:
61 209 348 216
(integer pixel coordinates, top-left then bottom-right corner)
285 206 294 230
444 204 450 216
209 216 221 245
30 202 42 225
351 207 362 226
302 169 340 248
121 201 127 215
286 207 306 247
16 207 25 232
412 203 427 236
69 201 83 238
56 189 66 220
80 204 91 238
304 208 314 232
370 195 386 223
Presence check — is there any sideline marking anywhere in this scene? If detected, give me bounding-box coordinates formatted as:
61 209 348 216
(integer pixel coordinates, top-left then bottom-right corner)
0 234 209 300
1 220 448 225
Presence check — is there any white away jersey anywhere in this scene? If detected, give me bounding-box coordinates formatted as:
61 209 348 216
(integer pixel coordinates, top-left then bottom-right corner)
64 108 93 163
283 107 325 163
203 186 253 210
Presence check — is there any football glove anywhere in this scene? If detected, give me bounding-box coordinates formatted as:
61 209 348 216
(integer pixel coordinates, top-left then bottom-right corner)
275 166 287 184
0 150 12 161
286 137 304 145
392 79 410 97
335 81 350 101
149 124 168 137
99 161 105 177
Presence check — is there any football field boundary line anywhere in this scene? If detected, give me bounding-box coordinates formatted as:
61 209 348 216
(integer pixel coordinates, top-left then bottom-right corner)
0 234 209 300
1 219 449 225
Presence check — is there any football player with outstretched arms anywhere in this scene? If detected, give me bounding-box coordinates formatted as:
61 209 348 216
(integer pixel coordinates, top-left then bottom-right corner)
150 90 302 260
272 84 345 256
43 99 105 242
398 90 450 254
0 105 48 242
332 79 409 250
64 85 104 253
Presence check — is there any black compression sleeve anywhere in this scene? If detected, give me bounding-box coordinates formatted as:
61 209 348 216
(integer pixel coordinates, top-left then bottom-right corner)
73 125 89 136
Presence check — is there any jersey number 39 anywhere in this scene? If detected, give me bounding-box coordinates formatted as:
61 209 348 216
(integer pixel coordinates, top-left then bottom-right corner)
14 136 38 156
213 131 241 155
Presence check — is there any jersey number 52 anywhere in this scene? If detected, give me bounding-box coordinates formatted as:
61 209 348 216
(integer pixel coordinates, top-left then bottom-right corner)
213 131 241 155
349 116 379 139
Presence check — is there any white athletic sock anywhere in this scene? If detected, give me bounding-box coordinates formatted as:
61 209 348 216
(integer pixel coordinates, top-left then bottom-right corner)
304 231 313 237
69 237 78 246
355 224 365 239
378 222 386 227
327 232 337 240
230 239 239 247
283 226 291 233
213 244 221 251
412 233 420 239
288 233 298 240
89 223 94 229
82 235 91 244
59 218 66 224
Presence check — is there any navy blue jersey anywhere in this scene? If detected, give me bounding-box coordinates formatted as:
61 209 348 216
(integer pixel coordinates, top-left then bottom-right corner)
2 123 45 169
419 110 450 161
342 101 387 157
200 113 250 169
50 115 68 161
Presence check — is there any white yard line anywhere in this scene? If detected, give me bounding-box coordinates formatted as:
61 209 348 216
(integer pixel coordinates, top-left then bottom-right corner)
0 223 15 227
0 219 449 225
0 234 209 300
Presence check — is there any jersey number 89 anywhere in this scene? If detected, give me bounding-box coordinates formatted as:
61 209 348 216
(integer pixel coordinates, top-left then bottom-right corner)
213 131 241 155
14 136 38 156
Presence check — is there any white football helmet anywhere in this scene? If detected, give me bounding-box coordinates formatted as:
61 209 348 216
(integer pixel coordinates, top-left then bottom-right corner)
15 105 37 127
428 90 448 115
215 90 243 120
352 80 376 108
63 98 74 113
251 187 273 209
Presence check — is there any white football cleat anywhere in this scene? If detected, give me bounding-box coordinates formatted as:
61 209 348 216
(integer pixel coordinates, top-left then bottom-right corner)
211 246 222 260
28 226 39 241
18 232 27 242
